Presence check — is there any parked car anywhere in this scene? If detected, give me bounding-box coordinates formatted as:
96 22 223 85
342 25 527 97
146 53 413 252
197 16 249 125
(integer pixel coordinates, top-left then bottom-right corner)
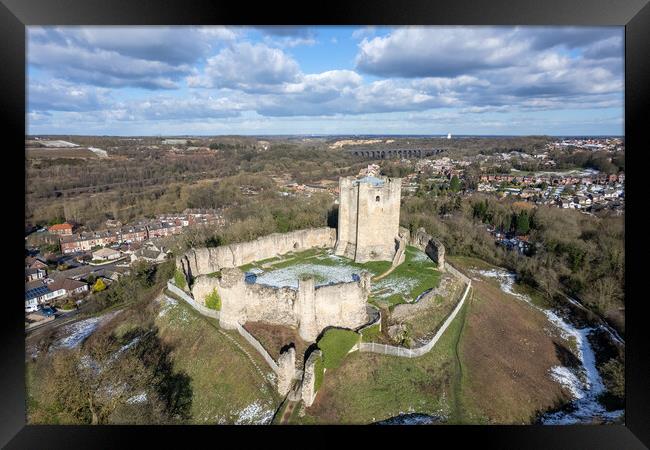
39 306 56 317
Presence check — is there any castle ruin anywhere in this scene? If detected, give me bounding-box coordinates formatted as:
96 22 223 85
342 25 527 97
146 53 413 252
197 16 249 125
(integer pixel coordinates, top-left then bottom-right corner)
334 176 401 263
173 174 452 402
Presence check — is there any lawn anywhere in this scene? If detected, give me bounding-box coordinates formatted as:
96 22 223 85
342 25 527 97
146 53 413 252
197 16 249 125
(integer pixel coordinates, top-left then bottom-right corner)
369 246 442 308
291 299 470 424
155 296 282 424
317 328 360 369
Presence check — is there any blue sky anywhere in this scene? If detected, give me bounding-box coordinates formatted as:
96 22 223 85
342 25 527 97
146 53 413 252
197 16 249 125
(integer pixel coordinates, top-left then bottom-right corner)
26 26 624 136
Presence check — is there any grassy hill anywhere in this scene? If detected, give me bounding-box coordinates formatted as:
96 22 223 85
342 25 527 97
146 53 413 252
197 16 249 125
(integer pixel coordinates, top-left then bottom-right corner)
27 292 282 425
289 256 573 424
152 295 282 424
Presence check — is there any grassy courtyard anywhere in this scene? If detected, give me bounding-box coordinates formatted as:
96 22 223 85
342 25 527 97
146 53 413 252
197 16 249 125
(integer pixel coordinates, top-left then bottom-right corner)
237 246 441 309
370 246 442 308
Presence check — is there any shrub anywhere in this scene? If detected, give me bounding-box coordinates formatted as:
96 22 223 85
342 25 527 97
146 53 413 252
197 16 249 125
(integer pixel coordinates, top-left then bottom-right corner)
317 328 360 369
205 289 221 311
92 278 106 293
59 299 77 311
174 269 187 289
601 358 624 399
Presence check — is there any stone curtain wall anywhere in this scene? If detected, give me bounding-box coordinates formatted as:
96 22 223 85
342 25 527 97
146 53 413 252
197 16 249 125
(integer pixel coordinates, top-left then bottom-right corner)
233 322 281 375
276 347 297 396
167 281 220 320
410 227 446 270
310 272 371 341
190 268 371 343
301 349 322 407
178 227 337 281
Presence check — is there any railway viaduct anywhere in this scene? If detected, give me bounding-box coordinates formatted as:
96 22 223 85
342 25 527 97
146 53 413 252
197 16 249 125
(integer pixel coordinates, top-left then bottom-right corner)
346 148 444 159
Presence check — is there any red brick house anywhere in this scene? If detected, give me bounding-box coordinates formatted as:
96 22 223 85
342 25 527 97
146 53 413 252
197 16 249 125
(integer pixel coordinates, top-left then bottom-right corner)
48 222 73 236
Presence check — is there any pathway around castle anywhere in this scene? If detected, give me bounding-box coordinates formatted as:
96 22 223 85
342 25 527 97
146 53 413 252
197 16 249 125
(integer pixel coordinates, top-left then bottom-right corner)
276 379 303 424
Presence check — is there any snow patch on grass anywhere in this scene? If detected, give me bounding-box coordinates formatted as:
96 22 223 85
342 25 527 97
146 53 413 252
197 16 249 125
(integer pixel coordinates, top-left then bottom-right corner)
549 366 584 399
158 295 178 318
127 392 147 404
471 267 624 425
372 277 418 299
254 263 360 289
55 310 121 349
232 401 274 425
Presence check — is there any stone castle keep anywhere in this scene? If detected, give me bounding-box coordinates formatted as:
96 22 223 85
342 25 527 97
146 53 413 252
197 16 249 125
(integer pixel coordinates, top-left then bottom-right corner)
335 176 402 263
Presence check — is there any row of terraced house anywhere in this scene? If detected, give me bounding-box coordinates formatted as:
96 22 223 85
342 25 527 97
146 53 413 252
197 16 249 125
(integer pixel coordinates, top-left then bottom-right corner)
479 172 624 186
59 209 225 254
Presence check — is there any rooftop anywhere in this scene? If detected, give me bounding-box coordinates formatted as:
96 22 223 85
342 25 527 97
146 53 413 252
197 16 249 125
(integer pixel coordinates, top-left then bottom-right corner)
93 247 121 257
356 176 386 186
49 223 72 231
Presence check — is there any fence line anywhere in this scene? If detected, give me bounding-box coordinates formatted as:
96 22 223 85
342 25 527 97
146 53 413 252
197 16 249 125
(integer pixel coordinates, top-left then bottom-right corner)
233 323 280 374
358 280 471 358
167 279 281 374
444 263 471 285
167 281 220 319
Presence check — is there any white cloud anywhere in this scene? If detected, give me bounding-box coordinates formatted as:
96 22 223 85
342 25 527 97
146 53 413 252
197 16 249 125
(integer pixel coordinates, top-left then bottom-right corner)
356 27 529 77
27 26 624 135
27 26 238 89
188 42 301 91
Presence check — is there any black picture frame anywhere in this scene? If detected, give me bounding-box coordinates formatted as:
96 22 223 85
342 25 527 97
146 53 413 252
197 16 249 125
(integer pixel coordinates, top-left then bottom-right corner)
2 0 648 447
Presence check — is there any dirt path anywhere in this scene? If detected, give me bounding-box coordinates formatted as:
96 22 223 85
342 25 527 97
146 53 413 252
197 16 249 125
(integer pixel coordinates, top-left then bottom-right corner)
276 379 303 424
373 265 396 281
450 291 471 423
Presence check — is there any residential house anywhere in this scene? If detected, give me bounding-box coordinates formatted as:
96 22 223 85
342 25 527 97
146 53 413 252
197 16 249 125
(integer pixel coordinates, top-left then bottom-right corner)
25 280 66 311
48 278 89 297
48 222 73 236
25 256 48 270
130 242 170 264
25 267 47 282
120 225 148 243
92 247 122 261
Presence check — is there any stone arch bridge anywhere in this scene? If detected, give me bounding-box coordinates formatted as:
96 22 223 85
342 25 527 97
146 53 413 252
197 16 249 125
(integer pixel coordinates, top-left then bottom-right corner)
347 148 444 159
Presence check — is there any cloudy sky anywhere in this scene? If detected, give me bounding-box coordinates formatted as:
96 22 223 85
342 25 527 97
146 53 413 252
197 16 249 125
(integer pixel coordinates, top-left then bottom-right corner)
27 26 624 136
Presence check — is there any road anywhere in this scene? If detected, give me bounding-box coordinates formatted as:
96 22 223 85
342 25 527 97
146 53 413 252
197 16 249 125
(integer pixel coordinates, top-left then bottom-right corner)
26 307 82 336
49 259 128 281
